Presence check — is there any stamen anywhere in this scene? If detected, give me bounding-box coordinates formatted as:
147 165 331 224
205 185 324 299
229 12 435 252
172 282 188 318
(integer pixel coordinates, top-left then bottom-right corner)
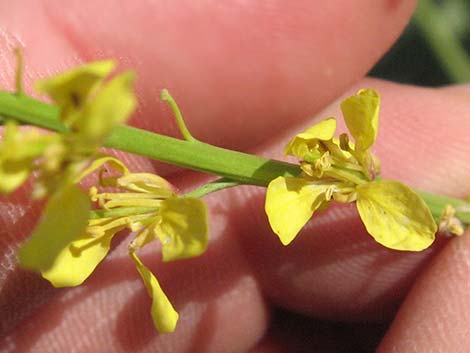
439 204 464 236
314 152 332 177
323 166 366 185
87 214 151 237
101 198 164 209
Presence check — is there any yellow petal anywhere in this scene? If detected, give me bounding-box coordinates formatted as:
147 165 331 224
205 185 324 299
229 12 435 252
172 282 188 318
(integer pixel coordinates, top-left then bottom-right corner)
115 172 175 196
76 71 136 144
0 161 30 193
340 89 380 150
265 177 328 245
0 124 31 192
129 251 179 333
284 118 336 159
35 60 115 117
19 185 91 271
324 137 353 161
75 155 129 183
356 180 437 251
0 121 55 193
156 198 208 262
41 232 114 287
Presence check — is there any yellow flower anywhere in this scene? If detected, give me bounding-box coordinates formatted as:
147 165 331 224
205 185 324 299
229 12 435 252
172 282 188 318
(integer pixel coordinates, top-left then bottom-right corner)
35 60 116 121
265 89 437 250
16 62 137 283
0 60 136 196
31 159 208 333
9 61 208 333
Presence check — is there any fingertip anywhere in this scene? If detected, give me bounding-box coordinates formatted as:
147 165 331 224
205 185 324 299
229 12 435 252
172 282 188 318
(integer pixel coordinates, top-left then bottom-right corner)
377 231 470 352
2 0 417 149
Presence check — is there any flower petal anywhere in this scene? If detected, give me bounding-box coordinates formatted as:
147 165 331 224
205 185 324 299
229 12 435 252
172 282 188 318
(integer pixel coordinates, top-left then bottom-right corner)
19 184 91 271
156 198 208 262
77 71 136 144
340 89 380 150
284 118 336 159
129 251 179 333
41 232 113 287
356 180 437 251
0 123 30 192
0 121 61 193
35 60 115 117
265 176 328 245
0 161 30 193
115 172 175 196
75 155 129 183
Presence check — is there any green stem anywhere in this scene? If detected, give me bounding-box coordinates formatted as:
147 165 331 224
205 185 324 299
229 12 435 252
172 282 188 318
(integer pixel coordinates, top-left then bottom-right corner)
106 125 300 186
161 89 197 142
0 90 300 185
184 178 240 198
14 49 24 95
418 190 470 226
0 91 64 131
414 0 470 83
1 90 469 228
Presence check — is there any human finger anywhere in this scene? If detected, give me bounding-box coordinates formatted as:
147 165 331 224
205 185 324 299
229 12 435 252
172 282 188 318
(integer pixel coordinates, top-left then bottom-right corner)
0 0 416 339
376 230 470 352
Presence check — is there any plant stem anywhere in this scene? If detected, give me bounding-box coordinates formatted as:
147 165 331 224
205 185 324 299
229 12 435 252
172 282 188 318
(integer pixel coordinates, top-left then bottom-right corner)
14 49 24 95
414 0 470 83
106 125 300 186
184 178 240 198
418 190 470 225
0 91 64 131
0 90 300 185
1 90 469 227
160 89 197 142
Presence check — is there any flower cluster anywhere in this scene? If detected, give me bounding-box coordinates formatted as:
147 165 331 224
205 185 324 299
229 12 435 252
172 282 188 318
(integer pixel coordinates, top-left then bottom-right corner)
2 56 465 337
0 60 136 197
1 61 138 278
0 61 209 333
42 158 208 332
265 89 438 251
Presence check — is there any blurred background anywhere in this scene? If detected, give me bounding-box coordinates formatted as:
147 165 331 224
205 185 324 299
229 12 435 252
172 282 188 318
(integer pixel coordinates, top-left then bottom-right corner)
370 0 470 86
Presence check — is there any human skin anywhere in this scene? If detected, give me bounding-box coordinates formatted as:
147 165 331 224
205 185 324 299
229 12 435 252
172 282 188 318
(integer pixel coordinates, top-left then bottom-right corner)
1 0 470 352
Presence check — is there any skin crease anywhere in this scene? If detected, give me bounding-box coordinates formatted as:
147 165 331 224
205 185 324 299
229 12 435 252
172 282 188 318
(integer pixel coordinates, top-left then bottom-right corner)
1 0 470 352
